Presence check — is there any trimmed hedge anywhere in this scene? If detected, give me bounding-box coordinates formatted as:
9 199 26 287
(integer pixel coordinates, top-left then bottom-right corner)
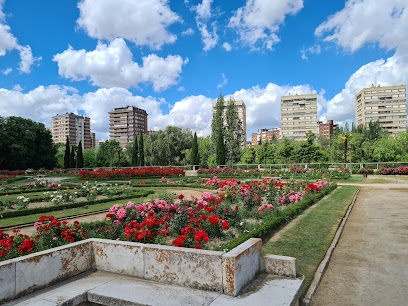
0 190 154 219
132 183 217 189
216 184 337 252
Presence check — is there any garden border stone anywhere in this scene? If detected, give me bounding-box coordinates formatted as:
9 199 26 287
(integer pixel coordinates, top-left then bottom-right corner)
0 238 299 303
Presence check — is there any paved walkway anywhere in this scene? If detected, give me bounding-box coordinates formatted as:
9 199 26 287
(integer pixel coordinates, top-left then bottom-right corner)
311 182 408 305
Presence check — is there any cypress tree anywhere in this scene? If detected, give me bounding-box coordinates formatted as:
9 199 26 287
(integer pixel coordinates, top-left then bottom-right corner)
76 141 84 168
211 94 225 146
139 133 145 166
191 132 199 166
131 136 139 167
216 128 225 165
64 137 70 169
70 146 76 168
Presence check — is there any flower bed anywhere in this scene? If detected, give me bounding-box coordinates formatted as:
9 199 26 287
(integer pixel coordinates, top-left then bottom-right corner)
78 167 185 179
1 178 335 261
355 167 374 174
377 166 408 175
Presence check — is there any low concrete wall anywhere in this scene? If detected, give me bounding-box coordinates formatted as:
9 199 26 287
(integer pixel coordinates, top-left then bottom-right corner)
222 238 262 296
0 238 298 303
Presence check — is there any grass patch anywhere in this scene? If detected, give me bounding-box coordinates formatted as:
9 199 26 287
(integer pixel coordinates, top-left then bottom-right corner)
333 174 362 183
0 194 157 228
262 185 359 297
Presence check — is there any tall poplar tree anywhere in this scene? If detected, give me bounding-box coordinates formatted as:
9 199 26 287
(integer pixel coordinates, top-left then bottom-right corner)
191 132 199 166
76 141 84 168
139 133 145 166
64 137 70 169
131 136 139 167
70 145 76 168
211 94 225 146
216 128 226 165
225 98 243 164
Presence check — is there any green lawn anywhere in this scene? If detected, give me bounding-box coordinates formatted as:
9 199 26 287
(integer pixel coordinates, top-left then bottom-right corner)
0 194 157 228
332 174 362 183
263 185 359 296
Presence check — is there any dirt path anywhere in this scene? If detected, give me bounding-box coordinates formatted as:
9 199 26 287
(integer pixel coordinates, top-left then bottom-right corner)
311 182 408 305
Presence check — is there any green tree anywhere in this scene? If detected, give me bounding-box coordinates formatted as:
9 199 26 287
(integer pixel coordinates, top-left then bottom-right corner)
95 140 121 167
294 132 322 163
131 137 139 167
276 137 294 163
191 132 199 166
64 137 70 169
339 132 352 167
198 136 213 168
139 133 145 166
211 94 225 146
83 149 96 167
70 146 76 168
216 128 226 165
0 116 56 170
76 141 84 168
224 98 243 164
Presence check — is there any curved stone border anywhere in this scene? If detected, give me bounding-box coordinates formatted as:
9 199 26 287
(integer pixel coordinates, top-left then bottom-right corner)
302 187 360 306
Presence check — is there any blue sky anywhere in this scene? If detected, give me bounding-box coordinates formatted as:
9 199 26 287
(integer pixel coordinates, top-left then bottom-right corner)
0 0 407 141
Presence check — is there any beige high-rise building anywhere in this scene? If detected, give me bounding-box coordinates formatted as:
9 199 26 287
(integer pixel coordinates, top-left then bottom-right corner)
355 84 407 135
212 99 246 146
109 106 148 148
51 113 92 149
280 93 318 140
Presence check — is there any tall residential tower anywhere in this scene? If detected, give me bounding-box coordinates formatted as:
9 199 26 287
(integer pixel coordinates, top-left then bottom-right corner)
280 93 318 140
51 113 92 149
109 106 148 148
355 84 407 135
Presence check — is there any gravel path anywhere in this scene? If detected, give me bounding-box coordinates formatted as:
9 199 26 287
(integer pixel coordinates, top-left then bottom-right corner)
311 181 408 305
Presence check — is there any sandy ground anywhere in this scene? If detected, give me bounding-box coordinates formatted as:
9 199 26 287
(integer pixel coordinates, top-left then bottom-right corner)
311 179 408 305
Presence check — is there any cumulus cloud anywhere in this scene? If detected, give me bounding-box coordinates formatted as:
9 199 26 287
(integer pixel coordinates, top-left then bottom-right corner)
53 38 188 91
229 0 303 50
217 73 228 89
195 0 219 51
223 42 232 51
0 1 40 73
300 44 321 61
2 67 12 75
315 0 408 124
315 0 408 53
181 28 195 36
77 0 180 49
17 45 42 73
12 84 22 91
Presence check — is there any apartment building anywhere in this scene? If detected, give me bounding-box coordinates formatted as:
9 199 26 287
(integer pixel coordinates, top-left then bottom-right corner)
281 93 318 140
318 120 338 140
355 84 407 135
51 113 92 149
212 99 246 146
251 128 280 145
109 106 148 148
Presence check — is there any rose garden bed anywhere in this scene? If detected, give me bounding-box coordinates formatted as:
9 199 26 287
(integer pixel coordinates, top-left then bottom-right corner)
1 177 335 261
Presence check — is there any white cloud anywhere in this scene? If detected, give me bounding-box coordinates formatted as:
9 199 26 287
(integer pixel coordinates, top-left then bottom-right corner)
0 1 40 73
12 84 22 91
77 0 180 49
315 0 408 53
181 28 195 36
300 44 321 61
17 45 42 73
223 42 232 51
53 38 188 92
229 0 304 50
177 86 185 91
2 67 12 75
195 0 219 51
217 73 228 89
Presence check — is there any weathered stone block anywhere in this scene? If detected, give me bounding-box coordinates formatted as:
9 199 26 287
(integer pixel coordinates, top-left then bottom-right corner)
144 244 224 291
15 240 92 296
92 239 145 278
0 260 15 302
262 254 297 278
222 238 262 296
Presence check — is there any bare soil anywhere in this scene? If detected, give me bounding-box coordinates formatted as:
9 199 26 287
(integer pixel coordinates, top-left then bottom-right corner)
311 182 408 305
